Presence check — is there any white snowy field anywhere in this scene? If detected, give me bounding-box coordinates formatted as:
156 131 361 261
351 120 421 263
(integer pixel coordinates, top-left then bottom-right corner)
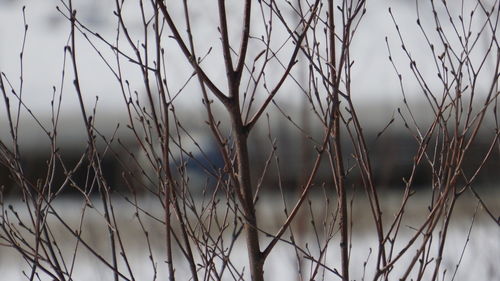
0 191 498 281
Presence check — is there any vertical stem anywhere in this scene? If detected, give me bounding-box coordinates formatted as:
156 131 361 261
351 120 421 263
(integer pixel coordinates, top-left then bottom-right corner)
328 1 349 280
230 104 264 281
161 106 175 281
333 101 349 281
163 169 175 281
217 0 263 277
152 3 175 281
68 1 118 280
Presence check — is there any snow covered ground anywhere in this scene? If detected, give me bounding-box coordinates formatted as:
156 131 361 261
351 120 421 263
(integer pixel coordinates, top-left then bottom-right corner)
0 193 498 281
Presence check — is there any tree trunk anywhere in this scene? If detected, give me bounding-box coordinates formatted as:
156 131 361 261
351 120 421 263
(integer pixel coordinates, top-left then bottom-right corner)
230 106 264 281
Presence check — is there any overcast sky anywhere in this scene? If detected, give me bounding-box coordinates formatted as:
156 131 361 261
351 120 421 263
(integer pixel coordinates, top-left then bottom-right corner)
0 0 497 146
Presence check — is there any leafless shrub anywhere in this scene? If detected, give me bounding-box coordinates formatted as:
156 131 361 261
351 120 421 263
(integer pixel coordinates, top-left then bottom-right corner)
0 0 498 281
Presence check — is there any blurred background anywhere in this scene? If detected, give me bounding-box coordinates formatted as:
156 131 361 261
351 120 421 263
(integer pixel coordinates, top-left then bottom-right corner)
0 0 499 194
0 0 499 280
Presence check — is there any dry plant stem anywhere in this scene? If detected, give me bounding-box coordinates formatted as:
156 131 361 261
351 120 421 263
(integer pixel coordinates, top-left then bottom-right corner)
328 1 348 280
67 1 118 280
430 196 457 281
221 0 266 276
158 1 318 279
221 2 264 266
262 113 340 266
179 2 249 279
231 109 264 281
151 3 176 280
184 0 263 277
156 1 229 106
